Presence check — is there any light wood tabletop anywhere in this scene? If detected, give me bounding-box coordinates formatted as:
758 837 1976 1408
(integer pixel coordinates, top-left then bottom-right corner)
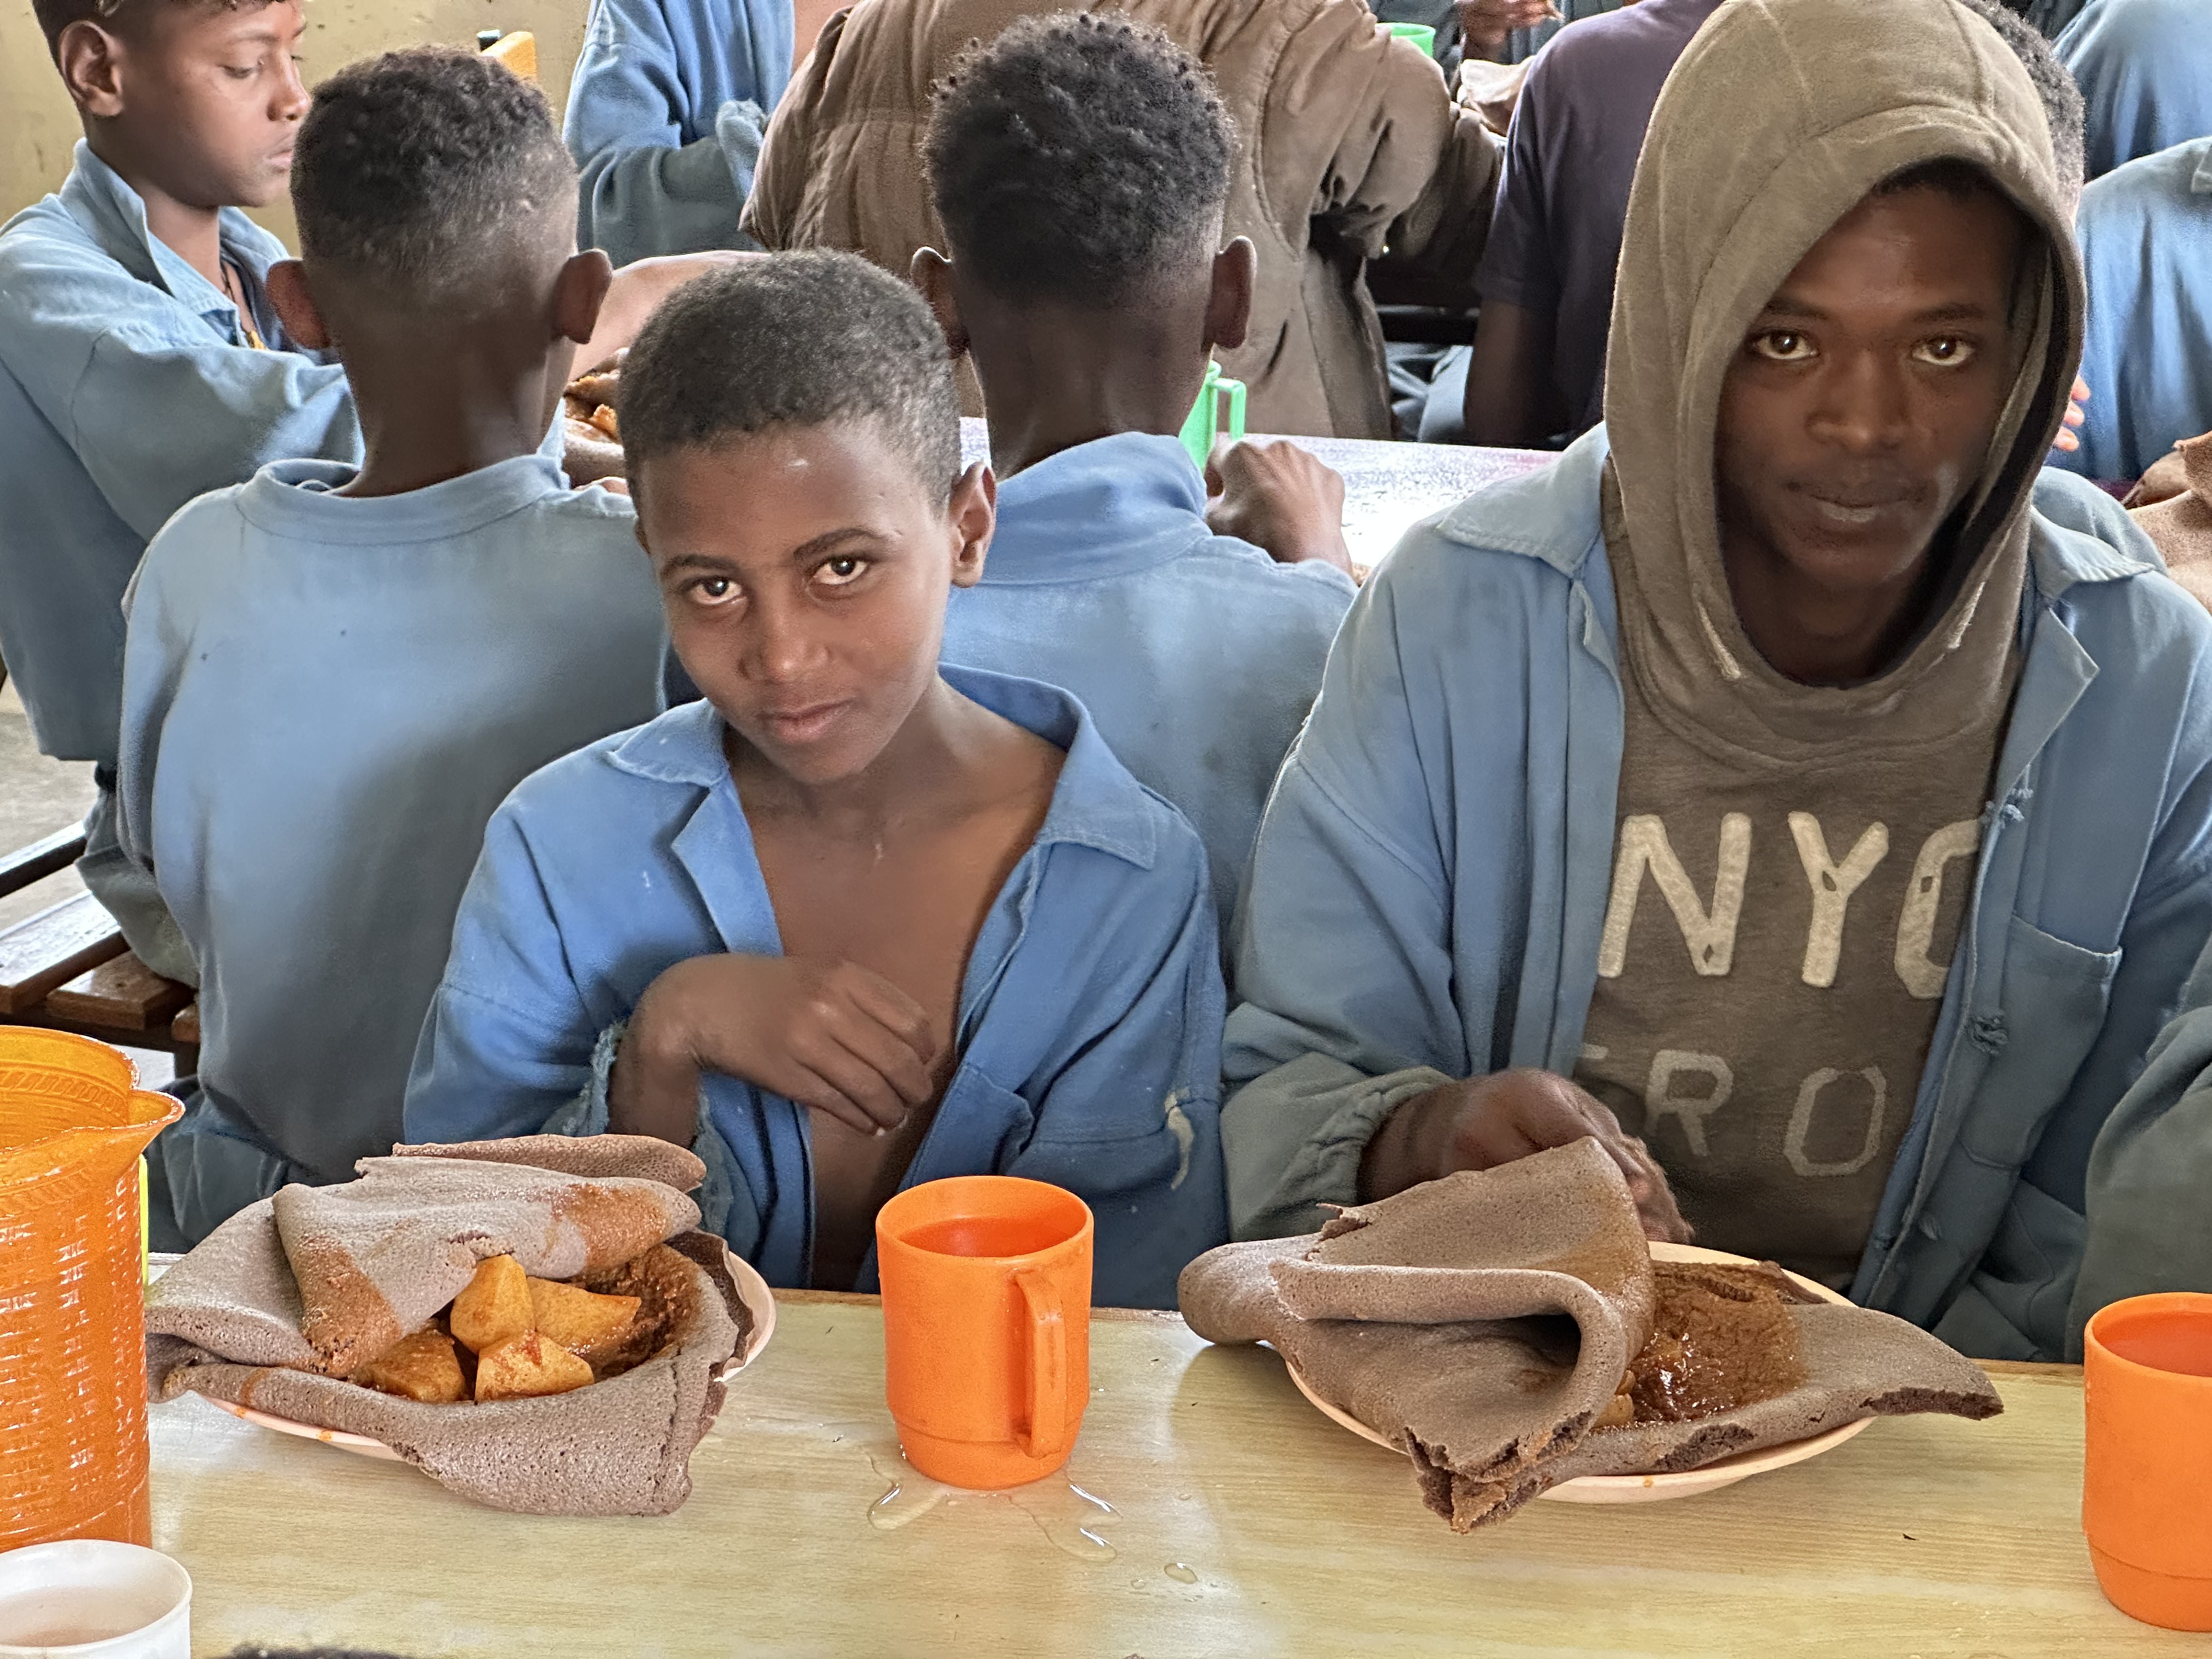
150 1290 2190 1657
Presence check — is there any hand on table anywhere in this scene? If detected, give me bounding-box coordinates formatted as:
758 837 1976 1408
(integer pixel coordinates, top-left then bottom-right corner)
1359 1067 1692 1243
610 954 940 1146
1205 439 1355 577
2051 375 2089 456
1455 0 1560 56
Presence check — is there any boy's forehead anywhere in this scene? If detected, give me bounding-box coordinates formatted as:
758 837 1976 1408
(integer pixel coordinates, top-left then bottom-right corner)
636 423 941 553
138 0 302 44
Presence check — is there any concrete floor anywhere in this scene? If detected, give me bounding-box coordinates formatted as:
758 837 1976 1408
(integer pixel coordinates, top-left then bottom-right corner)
1 672 174 1085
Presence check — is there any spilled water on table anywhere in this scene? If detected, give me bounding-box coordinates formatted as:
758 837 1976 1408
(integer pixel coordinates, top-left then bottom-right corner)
857 1434 1121 1562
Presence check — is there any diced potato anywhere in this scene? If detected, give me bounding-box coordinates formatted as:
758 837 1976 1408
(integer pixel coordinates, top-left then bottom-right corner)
354 1327 467 1405
474 1330 594 1402
449 1254 533 1355
527 1278 640 1367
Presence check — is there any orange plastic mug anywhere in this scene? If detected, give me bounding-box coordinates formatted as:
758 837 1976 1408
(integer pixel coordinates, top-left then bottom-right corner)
2083 1293 2212 1630
875 1175 1093 1489
0 1030 182 1553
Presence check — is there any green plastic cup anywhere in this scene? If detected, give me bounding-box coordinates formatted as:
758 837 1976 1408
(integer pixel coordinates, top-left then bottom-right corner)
1387 21 1437 56
1179 360 1248 473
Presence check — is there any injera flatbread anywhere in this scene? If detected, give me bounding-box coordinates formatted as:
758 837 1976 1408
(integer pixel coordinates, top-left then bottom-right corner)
1179 1140 2001 1531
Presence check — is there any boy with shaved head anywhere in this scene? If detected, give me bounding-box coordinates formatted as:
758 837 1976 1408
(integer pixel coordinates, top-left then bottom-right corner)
1223 0 2212 1361
116 48 673 1246
405 253 1229 1308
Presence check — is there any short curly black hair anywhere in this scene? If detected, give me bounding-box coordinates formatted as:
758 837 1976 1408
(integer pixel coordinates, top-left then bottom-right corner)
1955 0 2086 205
923 12 1234 307
290 47 574 307
619 251 963 505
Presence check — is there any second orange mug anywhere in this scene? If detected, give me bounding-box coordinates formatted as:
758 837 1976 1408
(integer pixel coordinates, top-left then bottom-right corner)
876 1175 1093 1489
2084 1292 2212 1631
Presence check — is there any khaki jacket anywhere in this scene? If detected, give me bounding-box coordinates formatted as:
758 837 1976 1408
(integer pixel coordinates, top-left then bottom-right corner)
743 0 1502 438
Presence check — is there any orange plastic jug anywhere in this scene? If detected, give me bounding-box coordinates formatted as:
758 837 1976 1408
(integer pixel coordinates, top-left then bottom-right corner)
0 1030 182 1553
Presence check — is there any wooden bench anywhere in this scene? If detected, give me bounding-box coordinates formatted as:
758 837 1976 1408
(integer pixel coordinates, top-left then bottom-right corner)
0 826 199 1072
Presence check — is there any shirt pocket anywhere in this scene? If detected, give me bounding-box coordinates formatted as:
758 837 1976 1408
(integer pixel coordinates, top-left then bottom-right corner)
1956 912 2121 1169
912 1059 1039 1177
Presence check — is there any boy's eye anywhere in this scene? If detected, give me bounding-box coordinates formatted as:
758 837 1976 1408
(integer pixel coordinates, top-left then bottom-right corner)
1911 335 1977 368
689 575 740 604
1748 330 1816 363
816 555 868 587
223 64 258 79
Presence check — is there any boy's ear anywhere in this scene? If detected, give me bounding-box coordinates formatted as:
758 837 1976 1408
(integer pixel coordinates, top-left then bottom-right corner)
555 249 618 349
57 21 127 120
909 248 970 361
1205 238 1258 354
946 460 996 589
264 261 330 351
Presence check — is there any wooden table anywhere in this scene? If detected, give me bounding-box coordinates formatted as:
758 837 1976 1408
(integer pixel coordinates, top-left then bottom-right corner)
958 419 1556 572
150 1293 2190 1656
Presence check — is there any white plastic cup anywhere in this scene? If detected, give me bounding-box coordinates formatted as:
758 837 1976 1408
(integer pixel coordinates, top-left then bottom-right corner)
0 1543 190 1658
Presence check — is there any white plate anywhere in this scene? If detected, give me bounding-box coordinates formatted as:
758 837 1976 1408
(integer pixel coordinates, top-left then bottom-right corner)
1282 1242 1871 1505
205 1249 777 1462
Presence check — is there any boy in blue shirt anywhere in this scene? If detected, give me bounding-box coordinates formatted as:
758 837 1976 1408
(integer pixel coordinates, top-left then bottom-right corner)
2 0 353 980
911 15 1356 937
565 0 796 267
404 253 1229 1308
2060 137 2212 484
119 49 671 1247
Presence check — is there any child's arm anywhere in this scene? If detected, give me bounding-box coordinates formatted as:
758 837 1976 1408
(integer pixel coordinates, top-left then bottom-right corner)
1001 836 1230 1311
608 953 938 1142
565 0 795 267
0 239 357 543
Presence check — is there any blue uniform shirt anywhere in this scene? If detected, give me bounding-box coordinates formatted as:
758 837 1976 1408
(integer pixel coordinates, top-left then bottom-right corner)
565 0 797 266
940 433 1353 936
119 455 667 1241
2058 138 2212 483
2056 0 2212 179
0 142 359 767
1223 432 2212 1361
404 667 1229 1309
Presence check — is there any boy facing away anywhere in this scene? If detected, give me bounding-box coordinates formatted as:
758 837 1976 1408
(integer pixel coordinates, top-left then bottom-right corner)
404 253 1229 1308
2 0 354 979
118 49 670 1248
913 14 1355 937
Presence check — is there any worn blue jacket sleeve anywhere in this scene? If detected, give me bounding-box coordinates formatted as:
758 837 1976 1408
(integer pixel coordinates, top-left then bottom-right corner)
1007 838 1229 1310
1221 543 1478 1239
2072 932 2212 1341
565 0 796 266
404 806 605 1142
1950 572 2212 1359
0 240 356 544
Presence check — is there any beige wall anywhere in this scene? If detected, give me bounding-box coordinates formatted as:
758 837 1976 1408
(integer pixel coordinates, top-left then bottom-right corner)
1 1 595 245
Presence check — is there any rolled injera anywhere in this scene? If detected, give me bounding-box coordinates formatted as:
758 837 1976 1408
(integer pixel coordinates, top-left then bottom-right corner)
1179 1140 2001 1531
145 1135 748 1516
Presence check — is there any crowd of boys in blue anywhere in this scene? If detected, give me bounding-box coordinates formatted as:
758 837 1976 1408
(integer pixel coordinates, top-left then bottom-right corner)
2 0 2209 1356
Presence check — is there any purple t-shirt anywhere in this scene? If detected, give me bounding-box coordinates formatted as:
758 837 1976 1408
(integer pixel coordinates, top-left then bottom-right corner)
1475 0 1724 438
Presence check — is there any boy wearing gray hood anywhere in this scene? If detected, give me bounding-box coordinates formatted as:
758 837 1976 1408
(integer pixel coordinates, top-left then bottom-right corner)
1221 0 2212 1362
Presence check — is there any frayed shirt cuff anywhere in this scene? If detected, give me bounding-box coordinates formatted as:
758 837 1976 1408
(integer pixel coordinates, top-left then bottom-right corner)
1223 1055 1451 1239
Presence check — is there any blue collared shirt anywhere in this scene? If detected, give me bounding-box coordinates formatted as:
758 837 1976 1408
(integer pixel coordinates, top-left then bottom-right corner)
2056 138 2212 483
0 142 360 765
940 433 1353 936
403 667 1229 1308
1222 430 2212 1361
565 0 795 265
2056 0 2212 180
117 454 667 1199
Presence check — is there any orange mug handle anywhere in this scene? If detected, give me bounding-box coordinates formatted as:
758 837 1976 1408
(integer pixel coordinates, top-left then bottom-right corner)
1015 1267 1067 1460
